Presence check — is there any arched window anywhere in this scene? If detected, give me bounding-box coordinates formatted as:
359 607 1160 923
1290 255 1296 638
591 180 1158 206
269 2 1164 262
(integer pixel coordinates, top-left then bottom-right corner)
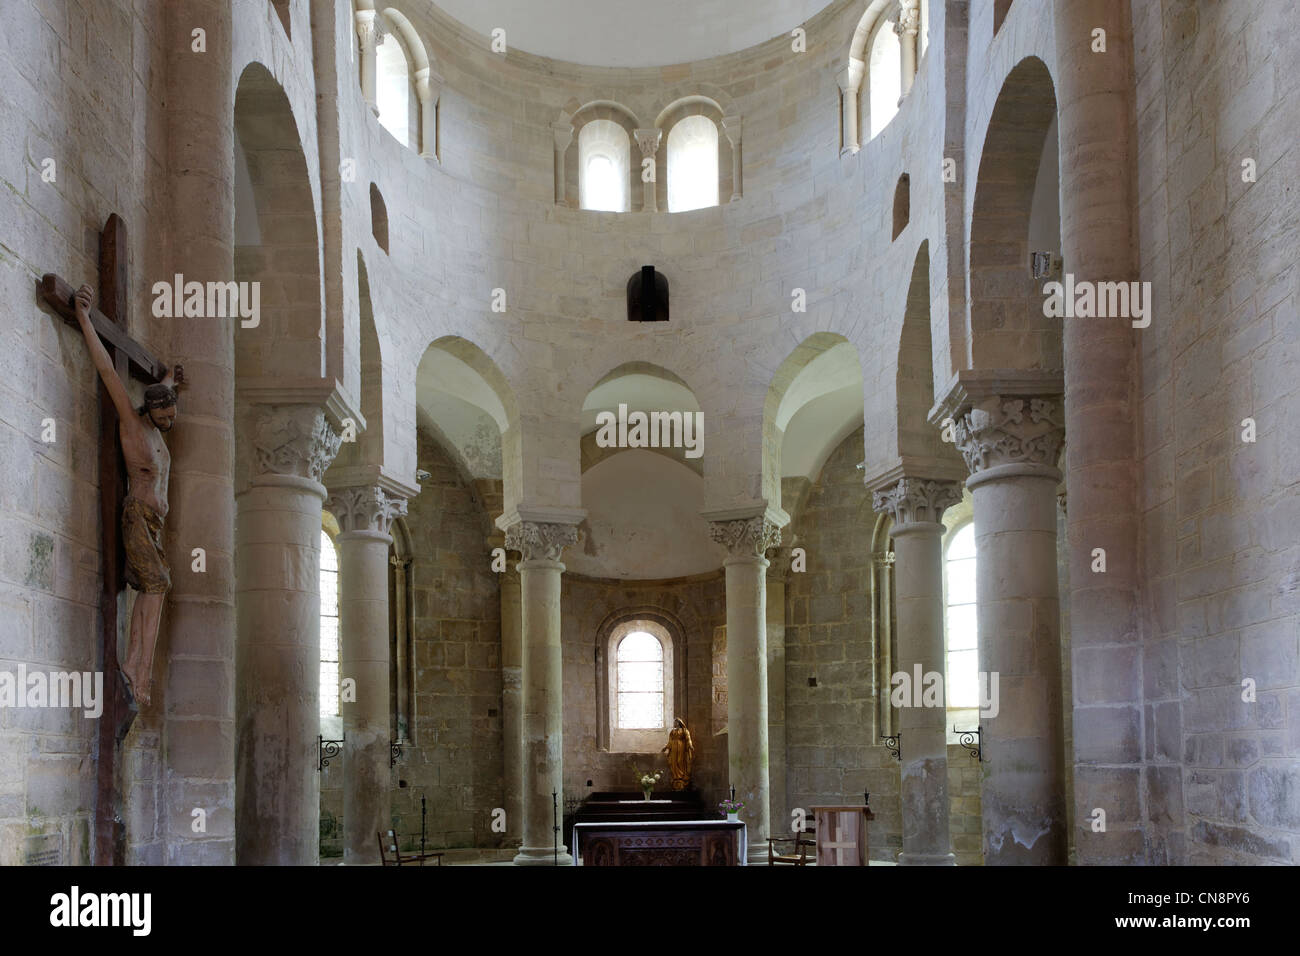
667 115 719 213
944 523 979 710
579 119 630 212
376 30 414 147
320 529 341 720
867 17 902 139
616 631 664 729
602 618 677 752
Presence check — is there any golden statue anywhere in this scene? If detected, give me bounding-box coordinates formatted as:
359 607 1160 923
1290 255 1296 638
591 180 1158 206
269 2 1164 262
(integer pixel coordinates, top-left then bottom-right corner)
662 718 695 790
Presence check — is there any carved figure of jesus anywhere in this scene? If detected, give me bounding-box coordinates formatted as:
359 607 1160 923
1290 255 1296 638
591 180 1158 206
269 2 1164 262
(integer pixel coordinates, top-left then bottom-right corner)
73 284 179 708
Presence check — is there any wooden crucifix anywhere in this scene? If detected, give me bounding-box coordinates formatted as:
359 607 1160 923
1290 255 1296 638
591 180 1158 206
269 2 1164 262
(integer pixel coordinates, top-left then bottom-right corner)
37 213 177 867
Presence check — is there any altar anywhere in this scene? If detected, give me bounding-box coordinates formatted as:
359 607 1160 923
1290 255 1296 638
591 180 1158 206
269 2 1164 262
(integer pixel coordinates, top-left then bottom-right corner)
572 820 747 866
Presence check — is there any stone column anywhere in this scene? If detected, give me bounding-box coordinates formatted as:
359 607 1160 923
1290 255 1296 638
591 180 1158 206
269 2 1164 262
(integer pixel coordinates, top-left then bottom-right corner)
497 534 524 847
896 0 921 99
721 115 743 202
235 405 341 865
873 478 962 865
159 0 235 866
413 66 442 161
709 515 782 863
836 60 865 155
874 550 896 735
633 128 662 212
504 520 579 865
766 545 792 836
391 553 412 742
1053 0 1143 865
325 486 407 865
355 10 379 115
953 394 1067 865
551 123 573 206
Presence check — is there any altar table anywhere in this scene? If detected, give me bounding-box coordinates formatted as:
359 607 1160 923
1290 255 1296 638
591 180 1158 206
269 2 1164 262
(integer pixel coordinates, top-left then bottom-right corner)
572 820 747 866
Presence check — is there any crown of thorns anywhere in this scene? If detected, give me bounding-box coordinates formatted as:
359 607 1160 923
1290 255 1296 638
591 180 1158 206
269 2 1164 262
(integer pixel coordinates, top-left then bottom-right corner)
140 383 178 412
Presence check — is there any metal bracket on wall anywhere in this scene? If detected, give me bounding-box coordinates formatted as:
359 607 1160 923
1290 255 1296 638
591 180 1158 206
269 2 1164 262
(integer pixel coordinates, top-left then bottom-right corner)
880 734 901 761
954 725 982 762
318 734 345 772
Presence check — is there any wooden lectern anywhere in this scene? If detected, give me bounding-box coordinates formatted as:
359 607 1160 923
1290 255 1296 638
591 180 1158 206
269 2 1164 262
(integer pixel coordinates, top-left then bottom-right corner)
811 806 874 866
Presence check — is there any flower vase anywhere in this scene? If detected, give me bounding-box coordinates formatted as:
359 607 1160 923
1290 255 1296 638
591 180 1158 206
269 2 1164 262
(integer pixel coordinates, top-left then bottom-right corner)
642 789 652 801
727 812 739 823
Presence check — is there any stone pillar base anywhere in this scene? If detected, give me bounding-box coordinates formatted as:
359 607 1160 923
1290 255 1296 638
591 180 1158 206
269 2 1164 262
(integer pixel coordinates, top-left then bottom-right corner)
514 846 574 866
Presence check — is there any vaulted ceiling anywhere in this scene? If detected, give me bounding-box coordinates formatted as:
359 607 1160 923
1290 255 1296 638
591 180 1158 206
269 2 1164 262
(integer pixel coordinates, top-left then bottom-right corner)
431 0 836 68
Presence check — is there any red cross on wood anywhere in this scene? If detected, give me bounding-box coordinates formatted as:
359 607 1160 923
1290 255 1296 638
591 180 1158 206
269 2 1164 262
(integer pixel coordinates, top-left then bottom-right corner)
37 213 167 867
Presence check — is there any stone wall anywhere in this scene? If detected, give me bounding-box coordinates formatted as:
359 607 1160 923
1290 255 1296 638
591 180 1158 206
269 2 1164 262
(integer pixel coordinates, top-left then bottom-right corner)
395 429 504 849
783 431 904 860
561 575 727 806
0 0 172 866
1131 0 1300 865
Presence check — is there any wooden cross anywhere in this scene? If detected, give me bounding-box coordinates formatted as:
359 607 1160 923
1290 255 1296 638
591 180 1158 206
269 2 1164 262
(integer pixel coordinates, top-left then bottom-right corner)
37 213 167 867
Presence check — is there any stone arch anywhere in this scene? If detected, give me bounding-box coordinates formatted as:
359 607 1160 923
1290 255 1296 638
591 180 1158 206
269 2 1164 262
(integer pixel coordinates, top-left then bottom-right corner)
556 100 641 210
896 241 950 465
233 61 324 387
369 183 388 252
967 56 1060 370
844 0 903 146
763 332 864 511
575 363 714 579
892 172 910 239
594 605 691 750
416 335 522 516
378 6 440 158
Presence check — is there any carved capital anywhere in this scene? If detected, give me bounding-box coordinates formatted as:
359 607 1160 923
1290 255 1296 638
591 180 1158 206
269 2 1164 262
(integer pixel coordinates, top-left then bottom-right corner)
895 0 921 36
413 66 443 104
709 516 782 559
326 485 407 535
954 396 1065 476
252 405 341 483
355 9 378 45
872 478 962 528
633 128 663 158
505 520 579 563
873 551 896 570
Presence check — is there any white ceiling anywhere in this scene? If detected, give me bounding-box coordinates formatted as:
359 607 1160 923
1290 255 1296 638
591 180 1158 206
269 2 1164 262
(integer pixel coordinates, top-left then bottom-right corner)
431 0 837 68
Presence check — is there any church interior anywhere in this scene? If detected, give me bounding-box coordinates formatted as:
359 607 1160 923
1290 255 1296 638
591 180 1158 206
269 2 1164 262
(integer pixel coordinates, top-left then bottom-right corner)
1 0 1298 871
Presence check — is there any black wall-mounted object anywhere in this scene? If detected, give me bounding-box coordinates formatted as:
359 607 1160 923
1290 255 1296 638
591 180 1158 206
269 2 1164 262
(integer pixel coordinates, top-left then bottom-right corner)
627 265 669 322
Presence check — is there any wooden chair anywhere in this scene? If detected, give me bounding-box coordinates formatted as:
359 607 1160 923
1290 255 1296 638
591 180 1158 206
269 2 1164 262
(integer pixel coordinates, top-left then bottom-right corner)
377 830 444 866
767 820 817 866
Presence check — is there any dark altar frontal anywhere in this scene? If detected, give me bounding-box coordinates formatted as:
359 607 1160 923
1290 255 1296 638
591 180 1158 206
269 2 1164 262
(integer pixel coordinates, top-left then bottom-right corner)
567 791 744 866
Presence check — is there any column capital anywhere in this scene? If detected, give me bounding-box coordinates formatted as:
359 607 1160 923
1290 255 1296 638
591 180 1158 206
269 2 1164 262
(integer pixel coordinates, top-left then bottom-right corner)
413 66 443 103
504 520 580 563
326 485 407 536
895 0 921 36
873 550 896 569
551 122 574 152
720 114 742 148
633 128 663 157
709 515 782 559
954 395 1065 478
836 59 865 93
355 8 378 43
250 405 342 484
872 477 962 529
